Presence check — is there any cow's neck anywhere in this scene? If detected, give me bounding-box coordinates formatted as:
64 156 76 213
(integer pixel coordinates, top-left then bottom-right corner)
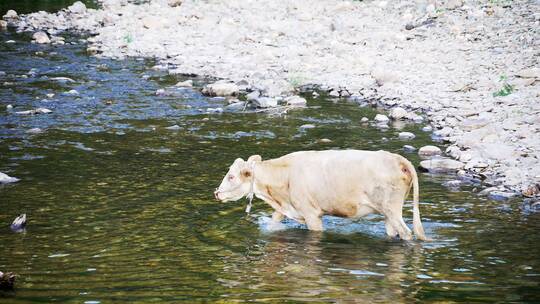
252 160 290 210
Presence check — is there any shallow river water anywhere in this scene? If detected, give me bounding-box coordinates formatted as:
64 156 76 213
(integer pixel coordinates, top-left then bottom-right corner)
1 3 539 303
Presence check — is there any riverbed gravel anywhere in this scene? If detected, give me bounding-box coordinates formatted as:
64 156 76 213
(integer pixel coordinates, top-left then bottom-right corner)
3 0 540 198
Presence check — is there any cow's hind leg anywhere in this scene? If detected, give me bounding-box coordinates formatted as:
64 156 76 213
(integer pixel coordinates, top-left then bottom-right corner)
383 194 412 240
305 215 323 231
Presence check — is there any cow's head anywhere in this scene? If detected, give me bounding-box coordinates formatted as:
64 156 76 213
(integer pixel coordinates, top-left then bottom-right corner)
214 155 262 202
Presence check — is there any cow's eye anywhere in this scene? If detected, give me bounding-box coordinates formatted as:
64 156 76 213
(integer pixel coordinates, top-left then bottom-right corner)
228 174 235 181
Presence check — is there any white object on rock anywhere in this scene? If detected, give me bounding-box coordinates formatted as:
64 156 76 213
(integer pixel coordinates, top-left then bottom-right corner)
418 145 442 156
0 172 19 184
284 96 307 107
67 1 87 14
389 107 408 120
32 31 50 44
175 80 193 87
420 158 465 172
3 10 18 19
398 132 415 139
202 81 239 97
374 114 389 123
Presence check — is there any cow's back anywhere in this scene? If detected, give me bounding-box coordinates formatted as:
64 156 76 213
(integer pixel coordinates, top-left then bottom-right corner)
281 150 408 215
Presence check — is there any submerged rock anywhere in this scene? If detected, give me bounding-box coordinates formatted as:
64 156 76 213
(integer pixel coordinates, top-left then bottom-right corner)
403 145 416 152
15 108 52 115
10 214 26 232
253 97 278 108
0 172 19 184
419 158 464 172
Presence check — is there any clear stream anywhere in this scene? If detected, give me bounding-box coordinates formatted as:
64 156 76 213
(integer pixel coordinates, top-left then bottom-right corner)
0 2 539 303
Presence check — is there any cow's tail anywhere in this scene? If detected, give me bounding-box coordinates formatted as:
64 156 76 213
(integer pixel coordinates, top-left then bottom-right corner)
404 159 428 241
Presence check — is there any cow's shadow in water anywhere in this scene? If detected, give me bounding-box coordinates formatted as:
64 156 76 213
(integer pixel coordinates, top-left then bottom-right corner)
248 217 434 302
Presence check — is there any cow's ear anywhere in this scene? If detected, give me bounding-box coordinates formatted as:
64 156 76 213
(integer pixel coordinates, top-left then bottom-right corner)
233 158 245 165
247 155 262 163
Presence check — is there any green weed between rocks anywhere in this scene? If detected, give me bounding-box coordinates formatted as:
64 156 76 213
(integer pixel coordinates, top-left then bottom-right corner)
493 75 514 97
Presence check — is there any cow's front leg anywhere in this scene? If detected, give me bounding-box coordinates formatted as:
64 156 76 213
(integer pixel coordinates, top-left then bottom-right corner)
304 214 323 231
271 211 284 223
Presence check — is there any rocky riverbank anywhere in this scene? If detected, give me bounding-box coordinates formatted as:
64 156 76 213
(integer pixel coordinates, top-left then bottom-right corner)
2 0 539 199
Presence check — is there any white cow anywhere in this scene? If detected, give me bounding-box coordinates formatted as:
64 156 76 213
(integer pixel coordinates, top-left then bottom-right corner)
214 150 428 241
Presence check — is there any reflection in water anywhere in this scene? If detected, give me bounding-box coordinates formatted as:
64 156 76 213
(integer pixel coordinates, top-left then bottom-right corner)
0 16 540 304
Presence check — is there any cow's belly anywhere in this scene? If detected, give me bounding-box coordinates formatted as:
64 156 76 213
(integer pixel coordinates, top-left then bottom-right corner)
322 200 376 218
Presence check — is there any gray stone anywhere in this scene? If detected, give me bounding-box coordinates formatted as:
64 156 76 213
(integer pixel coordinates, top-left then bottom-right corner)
285 96 307 107
3 10 18 19
254 97 278 108
389 107 408 120
398 132 415 140
488 191 519 201
15 108 52 115
403 145 416 152
418 145 442 156
374 114 389 123
68 1 87 14
175 80 193 87
420 158 465 172
202 81 240 97
32 31 50 44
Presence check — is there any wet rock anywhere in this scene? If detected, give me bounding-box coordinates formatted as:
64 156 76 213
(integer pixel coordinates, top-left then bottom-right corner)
361 117 369 123
165 124 181 130
207 107 223 113
418 145 442 156
420 158 464 172
67 1 87 14
299 124 315 130
3 10 18 19
285 96 307 107
0 172 19 184
398 132 415 140
422 126 433 132
0 271 16 290
175 79 193 87
32 31 50 44
226 101 245 109
443 180 462 188
15 108 52 115
10 214 26 232
389 107 408 120
26 128 43 134
374 114 389 123
403 145 416 152
65 89 79 96
328 89 340 97
318 138 332 143
253 97 278 108
202 81 239 97
6 104 13 110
